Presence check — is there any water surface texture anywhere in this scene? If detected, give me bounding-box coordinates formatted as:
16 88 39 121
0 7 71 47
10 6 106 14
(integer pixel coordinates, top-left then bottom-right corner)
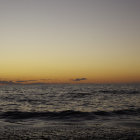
0 84 140 139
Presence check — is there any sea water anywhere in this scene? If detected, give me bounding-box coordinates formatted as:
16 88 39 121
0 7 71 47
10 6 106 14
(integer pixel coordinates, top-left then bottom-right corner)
0 84 140 139
0 84 140 123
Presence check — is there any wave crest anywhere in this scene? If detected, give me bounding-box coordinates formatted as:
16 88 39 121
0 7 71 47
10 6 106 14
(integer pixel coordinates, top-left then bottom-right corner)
0 108 140 121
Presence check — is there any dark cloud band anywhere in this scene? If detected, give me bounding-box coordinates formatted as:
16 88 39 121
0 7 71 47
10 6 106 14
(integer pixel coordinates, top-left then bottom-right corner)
72 78 87 82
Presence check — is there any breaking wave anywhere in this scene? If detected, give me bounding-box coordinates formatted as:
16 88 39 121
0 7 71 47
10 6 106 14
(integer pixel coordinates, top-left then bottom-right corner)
0 108 140 121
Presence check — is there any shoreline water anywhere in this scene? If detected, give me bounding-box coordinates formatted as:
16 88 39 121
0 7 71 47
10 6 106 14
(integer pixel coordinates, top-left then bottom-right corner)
0 115 140 140
0 121 140 140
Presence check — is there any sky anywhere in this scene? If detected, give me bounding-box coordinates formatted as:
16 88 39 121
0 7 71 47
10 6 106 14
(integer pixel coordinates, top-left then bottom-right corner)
0 0 140 84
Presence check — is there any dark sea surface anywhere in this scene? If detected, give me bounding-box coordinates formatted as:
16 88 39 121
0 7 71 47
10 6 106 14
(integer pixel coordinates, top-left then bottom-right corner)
0 84 140 139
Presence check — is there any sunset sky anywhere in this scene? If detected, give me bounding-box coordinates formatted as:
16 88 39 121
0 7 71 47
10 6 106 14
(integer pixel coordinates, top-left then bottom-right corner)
0 0 140 84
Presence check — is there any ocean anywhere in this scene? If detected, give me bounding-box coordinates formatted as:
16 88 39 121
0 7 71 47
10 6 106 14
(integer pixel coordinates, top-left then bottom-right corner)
0 84 140 139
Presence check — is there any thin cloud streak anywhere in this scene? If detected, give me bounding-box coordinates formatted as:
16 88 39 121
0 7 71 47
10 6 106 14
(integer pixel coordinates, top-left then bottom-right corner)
16 80 37 83
0 81 15 85
72 78 87 82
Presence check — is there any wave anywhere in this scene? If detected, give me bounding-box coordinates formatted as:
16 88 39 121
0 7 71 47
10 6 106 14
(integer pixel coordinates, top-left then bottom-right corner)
99 90 139 94
0 108 140 121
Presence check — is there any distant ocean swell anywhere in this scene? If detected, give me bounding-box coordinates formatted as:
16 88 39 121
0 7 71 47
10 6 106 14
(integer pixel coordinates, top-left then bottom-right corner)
98 90 139 94
0 108 140 121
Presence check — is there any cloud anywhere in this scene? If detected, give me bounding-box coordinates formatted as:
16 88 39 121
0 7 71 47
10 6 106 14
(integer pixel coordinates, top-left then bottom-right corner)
40 79 51 81
16 80 37 83
27 80 37 82
72 78 87 82
0 81 16 85
0 80 38 85
16 81 26 83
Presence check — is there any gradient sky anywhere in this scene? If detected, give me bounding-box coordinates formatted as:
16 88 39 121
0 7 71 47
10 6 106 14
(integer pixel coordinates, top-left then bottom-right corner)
0 0 140 84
